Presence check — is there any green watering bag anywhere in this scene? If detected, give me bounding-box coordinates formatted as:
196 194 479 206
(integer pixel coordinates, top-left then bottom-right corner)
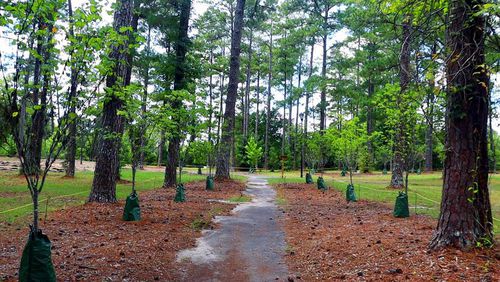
393 191 410 218
123 192 141 221
206 176 214 191
317 177 327 190
19 229 56 282
174 183 186 203
305 173 313 184
346 184 357 202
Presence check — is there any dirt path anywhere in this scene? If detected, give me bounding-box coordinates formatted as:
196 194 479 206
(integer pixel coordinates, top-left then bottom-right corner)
177 175 289 281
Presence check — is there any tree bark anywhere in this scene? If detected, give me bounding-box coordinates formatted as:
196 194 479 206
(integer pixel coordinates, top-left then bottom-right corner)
429 0 493 250
65 0 78 177
164 0 192 188
390 16 411 189
215 0 246 179
89 0 134 202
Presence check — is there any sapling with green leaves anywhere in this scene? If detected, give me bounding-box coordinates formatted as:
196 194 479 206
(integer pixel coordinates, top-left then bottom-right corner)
330 117 367 199
0 0 104 278
122 84 148 221
245 137 263 172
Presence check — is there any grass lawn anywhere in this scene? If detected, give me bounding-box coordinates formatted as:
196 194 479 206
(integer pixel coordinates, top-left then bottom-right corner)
263 170 500 234
0 169 245 224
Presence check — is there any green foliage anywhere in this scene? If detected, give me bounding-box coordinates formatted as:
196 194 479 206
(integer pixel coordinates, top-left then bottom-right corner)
187 140 212 166
329 117 367 176
245 137 263 169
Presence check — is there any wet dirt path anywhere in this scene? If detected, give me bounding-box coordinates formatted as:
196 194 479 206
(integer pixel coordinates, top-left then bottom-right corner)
177 175 289 281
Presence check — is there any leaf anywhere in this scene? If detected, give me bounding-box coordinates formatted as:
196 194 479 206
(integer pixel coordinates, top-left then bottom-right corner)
12 111 18 117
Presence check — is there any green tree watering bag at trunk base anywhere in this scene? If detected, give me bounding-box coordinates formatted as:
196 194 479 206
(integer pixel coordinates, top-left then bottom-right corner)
206 176 214 191
317 177 327 190
123 192 141 221
393 191 409 218
346 184 357 202
306 172 313 184
174 183 186 202
19 229 56 282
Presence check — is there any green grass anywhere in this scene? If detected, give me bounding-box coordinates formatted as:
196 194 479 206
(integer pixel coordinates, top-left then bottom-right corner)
227 195 252 203
263 170 500 234
0 169 205 224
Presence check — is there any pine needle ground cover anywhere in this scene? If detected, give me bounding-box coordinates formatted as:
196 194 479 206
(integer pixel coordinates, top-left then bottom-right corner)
0 178 246 281
275 183 499 281
267 171 500 233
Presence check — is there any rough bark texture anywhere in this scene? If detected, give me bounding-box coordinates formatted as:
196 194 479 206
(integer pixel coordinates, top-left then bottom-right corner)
390 16 411 189
164 0 192 188
89 0 134 203
429 0 493 250
215 0 245 179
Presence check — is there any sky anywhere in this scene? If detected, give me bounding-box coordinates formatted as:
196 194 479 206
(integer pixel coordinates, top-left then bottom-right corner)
0 0 499 131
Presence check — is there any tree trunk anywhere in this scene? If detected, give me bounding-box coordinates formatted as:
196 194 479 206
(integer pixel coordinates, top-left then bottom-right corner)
304 44 314 168
264 21 272 170
319 7 328 133
366 43 375 160
89 0 134 202
243 29 253 143
139 26 151 170
215 0 245 179
294 57 302 170
424 89 435 172
164 0 192 187
425 45 437 172
25 19 44 175
390 16 411 189
65 0 78 177
281 67 287 157
217 70 225 146
429 0 493 250
255 67 260 139
208 49 214 172
158 129 165 167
